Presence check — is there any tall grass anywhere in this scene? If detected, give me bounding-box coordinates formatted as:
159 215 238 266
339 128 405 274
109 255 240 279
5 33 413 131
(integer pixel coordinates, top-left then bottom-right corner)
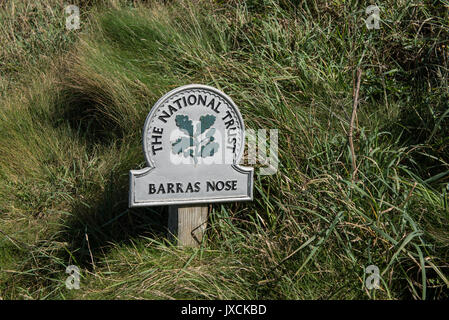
0 0 448 299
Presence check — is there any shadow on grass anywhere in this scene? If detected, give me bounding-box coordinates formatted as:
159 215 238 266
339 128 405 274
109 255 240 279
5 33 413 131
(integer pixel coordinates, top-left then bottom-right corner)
60 170 169 269
52 88 126 147
47 73 169 268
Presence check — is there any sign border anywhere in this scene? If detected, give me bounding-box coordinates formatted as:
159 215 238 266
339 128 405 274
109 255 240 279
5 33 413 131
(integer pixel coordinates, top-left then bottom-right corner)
129 164 253 207
129 84 253 208
142 84 247 167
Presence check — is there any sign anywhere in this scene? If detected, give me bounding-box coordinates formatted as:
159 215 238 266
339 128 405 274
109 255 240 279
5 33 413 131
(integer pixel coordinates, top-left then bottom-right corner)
129 84 253 207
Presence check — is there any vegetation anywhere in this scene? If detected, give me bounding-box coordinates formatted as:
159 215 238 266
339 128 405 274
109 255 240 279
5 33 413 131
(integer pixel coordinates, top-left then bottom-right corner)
0 0 448 299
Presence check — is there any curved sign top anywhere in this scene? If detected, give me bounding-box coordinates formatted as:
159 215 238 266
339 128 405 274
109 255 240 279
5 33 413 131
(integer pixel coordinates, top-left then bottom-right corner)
129 84 253 207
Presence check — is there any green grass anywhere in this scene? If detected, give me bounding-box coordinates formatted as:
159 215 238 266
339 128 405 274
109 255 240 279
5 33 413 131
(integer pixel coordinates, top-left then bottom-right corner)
0 0 448 299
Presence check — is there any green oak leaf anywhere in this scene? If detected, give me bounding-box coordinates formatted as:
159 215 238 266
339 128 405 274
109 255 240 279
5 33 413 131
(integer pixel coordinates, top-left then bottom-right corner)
171 114 219 161
172 136 194 155
200 140 219 157
175 115 194 137
205 128 216 138
198 114 216 134
184 148 194 158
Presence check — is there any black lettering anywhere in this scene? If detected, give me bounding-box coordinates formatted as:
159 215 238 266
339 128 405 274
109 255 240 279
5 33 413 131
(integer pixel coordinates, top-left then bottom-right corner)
194 182 200 192
227 127 237 136
158 110 171 123
173 98 182 109
186 182 194 193
188 95 197 105
152 135 162 144
167 104 177 115
227 137 237 153
225 118 235 129
153 127 163 134
157 184 166 194
149 184 156 194
198 95 207 106
152 127 163 153
216 181 224 191
206 98 215 110
176 183 183 193
152 145 162 155
222 110 232 120
167 183 175 193
213 101 221 113
206 181 215 192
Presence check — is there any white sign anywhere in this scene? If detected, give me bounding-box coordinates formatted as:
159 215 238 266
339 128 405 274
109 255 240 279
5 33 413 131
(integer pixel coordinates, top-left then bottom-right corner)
129 84 253 207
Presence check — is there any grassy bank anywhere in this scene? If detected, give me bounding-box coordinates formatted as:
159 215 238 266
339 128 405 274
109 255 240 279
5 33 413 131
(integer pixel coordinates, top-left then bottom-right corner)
0 0 448 299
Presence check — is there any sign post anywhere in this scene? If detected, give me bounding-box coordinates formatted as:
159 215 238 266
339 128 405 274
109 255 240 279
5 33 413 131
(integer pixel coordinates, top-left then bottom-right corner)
168 205 208 247
129 84 253 247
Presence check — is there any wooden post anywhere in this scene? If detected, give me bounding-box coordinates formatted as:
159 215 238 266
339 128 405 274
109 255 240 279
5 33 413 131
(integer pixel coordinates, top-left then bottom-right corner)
168 205 208 247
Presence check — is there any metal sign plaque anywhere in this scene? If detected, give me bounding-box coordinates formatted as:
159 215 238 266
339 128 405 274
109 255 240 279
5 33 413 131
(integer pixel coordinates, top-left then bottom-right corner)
129 84 254 207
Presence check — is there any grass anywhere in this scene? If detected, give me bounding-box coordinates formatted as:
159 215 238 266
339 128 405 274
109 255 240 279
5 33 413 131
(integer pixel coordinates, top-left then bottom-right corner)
0 0 448 299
